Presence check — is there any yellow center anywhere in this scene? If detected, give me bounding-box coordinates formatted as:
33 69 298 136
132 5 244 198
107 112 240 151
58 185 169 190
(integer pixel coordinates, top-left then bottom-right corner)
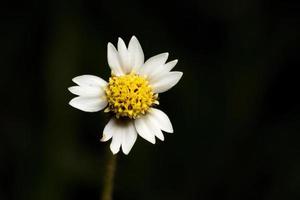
105 73 158 119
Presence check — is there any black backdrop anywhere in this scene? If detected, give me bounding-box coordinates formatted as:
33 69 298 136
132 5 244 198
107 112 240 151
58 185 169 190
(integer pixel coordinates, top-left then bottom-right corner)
1 0 300 200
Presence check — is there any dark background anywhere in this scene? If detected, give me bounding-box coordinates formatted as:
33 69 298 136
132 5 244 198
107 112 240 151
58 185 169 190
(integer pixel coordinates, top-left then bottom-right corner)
1 0 300 199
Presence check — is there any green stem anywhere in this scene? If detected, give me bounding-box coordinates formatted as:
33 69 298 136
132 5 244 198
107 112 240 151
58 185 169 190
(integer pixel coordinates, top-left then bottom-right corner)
101 151 117 200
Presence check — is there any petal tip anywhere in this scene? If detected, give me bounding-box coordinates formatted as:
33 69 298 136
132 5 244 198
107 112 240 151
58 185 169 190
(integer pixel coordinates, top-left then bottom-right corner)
71 76 80 84
107 42 113 48
68 86 74 93
68 99 75 107
100 134 108 142
68 99 80 110
178 71 183 79
160 52 169 59
130 35 140 44
110 147 119 155
112 151 118 155
150 139 156 144
118 37 124 43
166 124 174 133
122 150 130 155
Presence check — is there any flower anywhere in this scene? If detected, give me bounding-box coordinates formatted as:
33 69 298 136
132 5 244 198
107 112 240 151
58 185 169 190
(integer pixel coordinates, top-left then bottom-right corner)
68 36 182 154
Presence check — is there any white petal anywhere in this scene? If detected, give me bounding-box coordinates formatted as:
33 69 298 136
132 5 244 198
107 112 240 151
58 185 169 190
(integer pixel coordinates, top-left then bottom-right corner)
145 114 165 141
128 36 144 72
101 118 117 142
117 37 131 73
164 59 178 73
148 108 173 133
72 75 107 87
121 122 138 155
138 53 169 77
148 59 179 83
134 117 156 144
151 71 183 93
107 43 124 76
69 96 107 112
154 129 164 141
102 119 138 155
68 86 105 97
110 129 122 154
107 119 123 154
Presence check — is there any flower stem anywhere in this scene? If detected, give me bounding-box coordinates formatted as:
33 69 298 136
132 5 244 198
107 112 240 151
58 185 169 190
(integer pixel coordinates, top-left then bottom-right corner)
101 151 117 200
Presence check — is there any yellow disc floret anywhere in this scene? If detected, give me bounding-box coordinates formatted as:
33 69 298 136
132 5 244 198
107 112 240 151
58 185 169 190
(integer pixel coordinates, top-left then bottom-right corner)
105 73 158 119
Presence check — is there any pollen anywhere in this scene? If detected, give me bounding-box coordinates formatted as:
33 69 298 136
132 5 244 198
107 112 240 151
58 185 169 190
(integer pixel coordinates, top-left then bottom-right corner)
105 73 158 119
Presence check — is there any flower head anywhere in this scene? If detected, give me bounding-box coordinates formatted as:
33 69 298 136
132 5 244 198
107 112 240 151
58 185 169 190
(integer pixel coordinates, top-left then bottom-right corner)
69 36 182 154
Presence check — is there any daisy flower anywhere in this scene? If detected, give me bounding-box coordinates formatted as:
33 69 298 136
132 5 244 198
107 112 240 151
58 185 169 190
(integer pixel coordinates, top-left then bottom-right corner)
68 36 183 154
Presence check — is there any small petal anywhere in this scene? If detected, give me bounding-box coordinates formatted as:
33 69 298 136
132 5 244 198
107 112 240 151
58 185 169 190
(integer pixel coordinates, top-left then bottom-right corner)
102 119 138 155
101 118 117 142
138 53 169 77
148 59 179 83
163 59 178 73
69 96 107 112
68 86 105 97
148 108 173 133
151 71 183 93
72 75 107 87
128 36 144 72
110 129 122 154
145 114 165 141
134 117 156 144
105 119 123 154
107 43 124 76
121 122 138 155
154 129 165 141
117 37 131 73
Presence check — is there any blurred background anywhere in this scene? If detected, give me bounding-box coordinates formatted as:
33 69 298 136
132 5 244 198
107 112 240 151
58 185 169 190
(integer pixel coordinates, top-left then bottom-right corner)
1 0 300 199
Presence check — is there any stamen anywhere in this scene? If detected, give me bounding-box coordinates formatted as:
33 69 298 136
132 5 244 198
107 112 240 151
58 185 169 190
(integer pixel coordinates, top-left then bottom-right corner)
105 73 158 119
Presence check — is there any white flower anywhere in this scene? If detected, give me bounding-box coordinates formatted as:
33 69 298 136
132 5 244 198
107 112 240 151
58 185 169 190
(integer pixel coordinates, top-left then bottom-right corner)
68 36 183 155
